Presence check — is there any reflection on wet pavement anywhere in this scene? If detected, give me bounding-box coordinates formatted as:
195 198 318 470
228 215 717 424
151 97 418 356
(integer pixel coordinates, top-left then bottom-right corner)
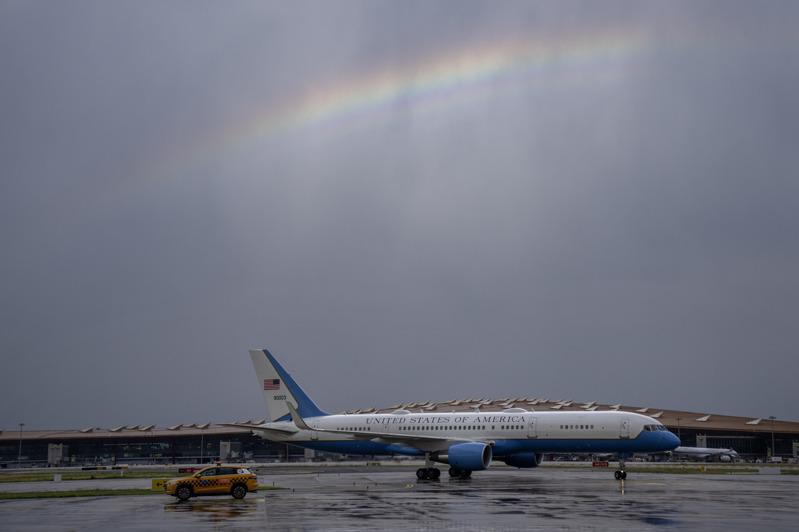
163 498 260 521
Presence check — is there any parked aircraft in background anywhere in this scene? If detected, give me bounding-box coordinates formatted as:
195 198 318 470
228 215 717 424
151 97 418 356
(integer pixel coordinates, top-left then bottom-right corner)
228 349 680 480
671 446 739 462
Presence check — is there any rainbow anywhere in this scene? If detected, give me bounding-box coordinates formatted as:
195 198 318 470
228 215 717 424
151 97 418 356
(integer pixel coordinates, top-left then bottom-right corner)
154 27 650 178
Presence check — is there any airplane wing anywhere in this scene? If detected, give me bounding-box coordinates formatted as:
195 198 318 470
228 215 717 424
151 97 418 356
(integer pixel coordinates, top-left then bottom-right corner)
218 423 298 436
285 402 481 450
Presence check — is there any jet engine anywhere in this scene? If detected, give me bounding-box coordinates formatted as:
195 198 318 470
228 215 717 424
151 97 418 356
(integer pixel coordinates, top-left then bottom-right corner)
502 452 543 468
447 442 493 471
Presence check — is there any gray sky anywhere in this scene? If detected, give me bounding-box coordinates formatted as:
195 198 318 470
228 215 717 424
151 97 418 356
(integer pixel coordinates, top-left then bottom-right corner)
1 1 798 429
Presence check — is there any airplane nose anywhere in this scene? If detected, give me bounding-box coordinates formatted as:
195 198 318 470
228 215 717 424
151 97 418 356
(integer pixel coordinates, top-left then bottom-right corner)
667 431 681 449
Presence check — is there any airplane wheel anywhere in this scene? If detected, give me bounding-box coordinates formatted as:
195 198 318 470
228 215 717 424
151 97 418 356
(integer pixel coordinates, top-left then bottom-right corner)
430 468 441 480
620 471 627 480
416 468 428 480
460 470 472 479
449 467 462 478
614 471 620 480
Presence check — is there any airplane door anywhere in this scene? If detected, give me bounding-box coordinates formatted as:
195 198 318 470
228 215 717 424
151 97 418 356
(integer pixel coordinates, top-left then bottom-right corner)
526 416 537 439
620 418 631 439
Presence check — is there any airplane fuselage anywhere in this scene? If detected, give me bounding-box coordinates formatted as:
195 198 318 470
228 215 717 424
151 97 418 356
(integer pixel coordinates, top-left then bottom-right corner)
253 410 679 457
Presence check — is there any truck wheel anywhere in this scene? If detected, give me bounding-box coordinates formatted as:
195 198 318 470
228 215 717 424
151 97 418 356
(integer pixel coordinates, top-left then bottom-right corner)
231 484 247 499
176 485 192 501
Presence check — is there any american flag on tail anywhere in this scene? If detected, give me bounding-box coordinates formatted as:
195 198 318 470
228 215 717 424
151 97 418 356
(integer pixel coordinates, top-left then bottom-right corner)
263 378 281 390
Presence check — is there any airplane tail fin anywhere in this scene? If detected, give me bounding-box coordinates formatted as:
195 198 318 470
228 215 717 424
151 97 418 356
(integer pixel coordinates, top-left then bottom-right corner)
249 348 328 422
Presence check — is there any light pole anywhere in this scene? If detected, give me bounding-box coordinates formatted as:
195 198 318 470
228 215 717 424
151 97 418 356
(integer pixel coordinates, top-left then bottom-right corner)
768 416 776 460
17 423 24 467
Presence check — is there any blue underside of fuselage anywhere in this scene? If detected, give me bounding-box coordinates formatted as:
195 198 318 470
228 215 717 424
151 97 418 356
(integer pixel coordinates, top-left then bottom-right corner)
294 432 677 458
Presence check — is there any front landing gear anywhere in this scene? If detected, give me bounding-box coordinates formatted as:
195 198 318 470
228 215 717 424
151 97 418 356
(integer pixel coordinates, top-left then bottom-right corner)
614 457 627 480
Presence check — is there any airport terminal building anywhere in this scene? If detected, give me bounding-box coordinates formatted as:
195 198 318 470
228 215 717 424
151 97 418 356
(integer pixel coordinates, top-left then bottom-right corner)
2 399 798 466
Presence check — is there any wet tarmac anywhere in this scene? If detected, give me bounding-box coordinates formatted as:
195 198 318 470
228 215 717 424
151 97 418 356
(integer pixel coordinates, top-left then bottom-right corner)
1 467 798 530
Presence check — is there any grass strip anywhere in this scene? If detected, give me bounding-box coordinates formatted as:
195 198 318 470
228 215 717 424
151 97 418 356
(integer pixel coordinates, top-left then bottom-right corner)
0 488 156 500
0 471 182 483
544 464 797 475
625 467 760 474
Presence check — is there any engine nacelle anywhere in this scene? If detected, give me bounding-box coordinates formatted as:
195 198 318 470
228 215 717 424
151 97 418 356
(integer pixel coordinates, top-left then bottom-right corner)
502 452 543 468
447 442 492 471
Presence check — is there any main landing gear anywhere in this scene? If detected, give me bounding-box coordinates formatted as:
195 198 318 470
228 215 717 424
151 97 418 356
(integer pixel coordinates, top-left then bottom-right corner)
614 457 627 480
415 452 473 481
416 453 441 481
416 467 441 480
448 467 472 479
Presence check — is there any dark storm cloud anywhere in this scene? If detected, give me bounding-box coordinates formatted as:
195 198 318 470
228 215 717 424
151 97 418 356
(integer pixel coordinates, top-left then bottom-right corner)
1 1 798 429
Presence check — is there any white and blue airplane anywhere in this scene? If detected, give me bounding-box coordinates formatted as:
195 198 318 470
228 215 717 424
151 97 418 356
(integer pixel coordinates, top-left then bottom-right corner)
230 349 680 480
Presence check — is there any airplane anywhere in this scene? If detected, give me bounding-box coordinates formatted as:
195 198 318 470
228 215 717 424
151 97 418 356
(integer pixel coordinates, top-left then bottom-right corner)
228 349 681 480
670 446 739 462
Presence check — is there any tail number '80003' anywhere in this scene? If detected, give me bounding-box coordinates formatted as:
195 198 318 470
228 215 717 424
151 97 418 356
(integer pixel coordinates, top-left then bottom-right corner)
273 395 286 400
